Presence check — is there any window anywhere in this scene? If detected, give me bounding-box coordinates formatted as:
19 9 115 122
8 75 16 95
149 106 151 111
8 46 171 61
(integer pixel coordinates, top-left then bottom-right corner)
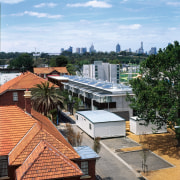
13 92 18 101
81 161 89 175
89 123 92 130
0 156 8 177
76 115 78 120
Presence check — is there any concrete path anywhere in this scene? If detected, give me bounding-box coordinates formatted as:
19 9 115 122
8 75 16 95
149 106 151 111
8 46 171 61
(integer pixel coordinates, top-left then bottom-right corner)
72 125 140 180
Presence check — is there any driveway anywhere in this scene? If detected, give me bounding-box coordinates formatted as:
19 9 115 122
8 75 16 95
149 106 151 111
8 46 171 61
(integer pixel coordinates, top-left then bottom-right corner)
58 124 140 180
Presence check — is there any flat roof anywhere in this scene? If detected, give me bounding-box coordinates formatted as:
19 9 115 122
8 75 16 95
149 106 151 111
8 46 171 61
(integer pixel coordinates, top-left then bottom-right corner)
76 110 125 123
48 76 69 80
74 146 100 160
63 75 132 95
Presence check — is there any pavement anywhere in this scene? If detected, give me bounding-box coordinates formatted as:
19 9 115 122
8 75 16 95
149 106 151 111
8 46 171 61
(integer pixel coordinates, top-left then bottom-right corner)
58 123 142 180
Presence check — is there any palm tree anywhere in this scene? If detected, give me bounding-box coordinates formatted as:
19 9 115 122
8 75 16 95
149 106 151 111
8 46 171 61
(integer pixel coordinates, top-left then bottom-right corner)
31 81 64 116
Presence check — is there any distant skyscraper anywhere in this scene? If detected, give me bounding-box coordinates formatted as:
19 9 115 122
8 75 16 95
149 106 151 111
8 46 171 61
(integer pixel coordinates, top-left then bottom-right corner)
67 46 73 53
76 48 80 54
89 44 96 53
61 48 64 53
116 43 121 53
81 47 87 54
149 47 157 55
125 48 131 53
136 42 144 54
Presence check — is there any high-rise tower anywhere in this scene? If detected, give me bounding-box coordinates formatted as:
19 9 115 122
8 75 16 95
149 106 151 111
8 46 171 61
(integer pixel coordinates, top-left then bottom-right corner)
116 44 120 53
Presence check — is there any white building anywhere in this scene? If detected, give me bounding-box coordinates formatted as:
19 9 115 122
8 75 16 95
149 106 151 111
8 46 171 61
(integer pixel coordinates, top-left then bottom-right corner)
75 110 126 138
62 75 133 120
83 61 120 83
130 116 167 135
0 73 21 86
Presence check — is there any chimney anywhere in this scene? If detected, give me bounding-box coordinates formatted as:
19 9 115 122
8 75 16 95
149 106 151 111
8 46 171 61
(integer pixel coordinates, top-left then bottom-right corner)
24 89 32 114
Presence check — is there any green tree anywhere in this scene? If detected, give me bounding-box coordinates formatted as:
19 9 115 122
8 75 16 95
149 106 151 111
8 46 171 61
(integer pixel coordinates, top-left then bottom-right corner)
9 53 33 72
127 41 180 146
93 137 101 153
31 81 64 116
50 55 68 67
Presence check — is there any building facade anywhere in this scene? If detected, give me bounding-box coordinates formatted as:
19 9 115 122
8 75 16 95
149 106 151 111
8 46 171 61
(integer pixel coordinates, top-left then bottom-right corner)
81 47 87 54
83 61 120 83
62 75 133 120
76 110 126 138
149 47 157 55
89 44 96 53
0 71 58 110
116 43 121 53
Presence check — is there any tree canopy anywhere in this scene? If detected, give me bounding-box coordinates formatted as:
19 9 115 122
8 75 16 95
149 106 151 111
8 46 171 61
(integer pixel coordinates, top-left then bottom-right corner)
50 55 68 67
127 41 180 144
9 53 33 72
31 81 64 116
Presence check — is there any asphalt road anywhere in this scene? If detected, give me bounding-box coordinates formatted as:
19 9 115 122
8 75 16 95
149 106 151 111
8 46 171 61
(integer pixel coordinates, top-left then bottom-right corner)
71 124 139 180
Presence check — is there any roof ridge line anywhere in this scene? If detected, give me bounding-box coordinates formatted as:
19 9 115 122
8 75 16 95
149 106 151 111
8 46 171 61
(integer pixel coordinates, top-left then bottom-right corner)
8 72 29 89
9 123 41 165
44 141 83 174
16 140 46 180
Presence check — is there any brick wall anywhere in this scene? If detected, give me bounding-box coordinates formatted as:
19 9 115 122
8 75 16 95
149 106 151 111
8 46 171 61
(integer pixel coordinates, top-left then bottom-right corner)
75 159 96 180
0 90 26 109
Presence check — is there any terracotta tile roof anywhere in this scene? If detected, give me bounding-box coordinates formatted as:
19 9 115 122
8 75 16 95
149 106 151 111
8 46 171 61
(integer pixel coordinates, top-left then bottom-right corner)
16 141 83 180
1 105 82 179
0 106 36 156
0 71 58 94
34 67 69 75
10 127 80 166
9 123 41 165
31 109 77 154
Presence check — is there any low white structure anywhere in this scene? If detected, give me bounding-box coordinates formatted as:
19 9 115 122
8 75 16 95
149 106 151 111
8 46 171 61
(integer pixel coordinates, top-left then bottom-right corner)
75 110 126 138
130 116 167 135
0 73 21 86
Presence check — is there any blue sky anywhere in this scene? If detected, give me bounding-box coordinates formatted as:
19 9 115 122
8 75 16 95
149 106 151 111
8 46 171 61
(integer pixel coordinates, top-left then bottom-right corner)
1 0 180 53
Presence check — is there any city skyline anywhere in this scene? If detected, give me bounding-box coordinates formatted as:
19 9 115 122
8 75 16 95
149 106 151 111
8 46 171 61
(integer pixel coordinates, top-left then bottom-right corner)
1 0 180 53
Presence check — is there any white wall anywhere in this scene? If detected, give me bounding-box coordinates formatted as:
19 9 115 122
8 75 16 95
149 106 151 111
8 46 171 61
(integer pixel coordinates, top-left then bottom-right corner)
94 121 125 138
130 117 167 135
109 64 117 83
76 113 95 138
111 96 133 117
76 113 126 138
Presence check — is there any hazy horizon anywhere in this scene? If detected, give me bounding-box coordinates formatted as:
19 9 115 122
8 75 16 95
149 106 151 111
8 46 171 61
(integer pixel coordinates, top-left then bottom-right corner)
1 0 180 53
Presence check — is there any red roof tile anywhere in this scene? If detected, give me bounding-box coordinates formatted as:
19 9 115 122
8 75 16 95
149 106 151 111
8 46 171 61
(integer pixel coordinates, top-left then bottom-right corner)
31 109 77 154
34 67 69 75
0 106 36 156
0 71 58 94
16 141 83 180
1 105 82 180
10 128 80 166
9 123 41 165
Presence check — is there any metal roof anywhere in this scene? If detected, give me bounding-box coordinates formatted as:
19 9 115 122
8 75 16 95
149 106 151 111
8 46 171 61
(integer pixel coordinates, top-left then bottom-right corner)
76 110 125 123
63 75 132 94
74 146 100 160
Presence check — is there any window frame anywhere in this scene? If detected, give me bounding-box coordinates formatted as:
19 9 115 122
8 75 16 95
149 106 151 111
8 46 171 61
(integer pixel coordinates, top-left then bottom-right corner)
13 92 18 102
81 161 89 175
0 156 8 177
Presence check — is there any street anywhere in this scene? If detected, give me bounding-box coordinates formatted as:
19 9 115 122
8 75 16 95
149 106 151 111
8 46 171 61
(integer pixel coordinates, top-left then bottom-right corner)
58 123 139 180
